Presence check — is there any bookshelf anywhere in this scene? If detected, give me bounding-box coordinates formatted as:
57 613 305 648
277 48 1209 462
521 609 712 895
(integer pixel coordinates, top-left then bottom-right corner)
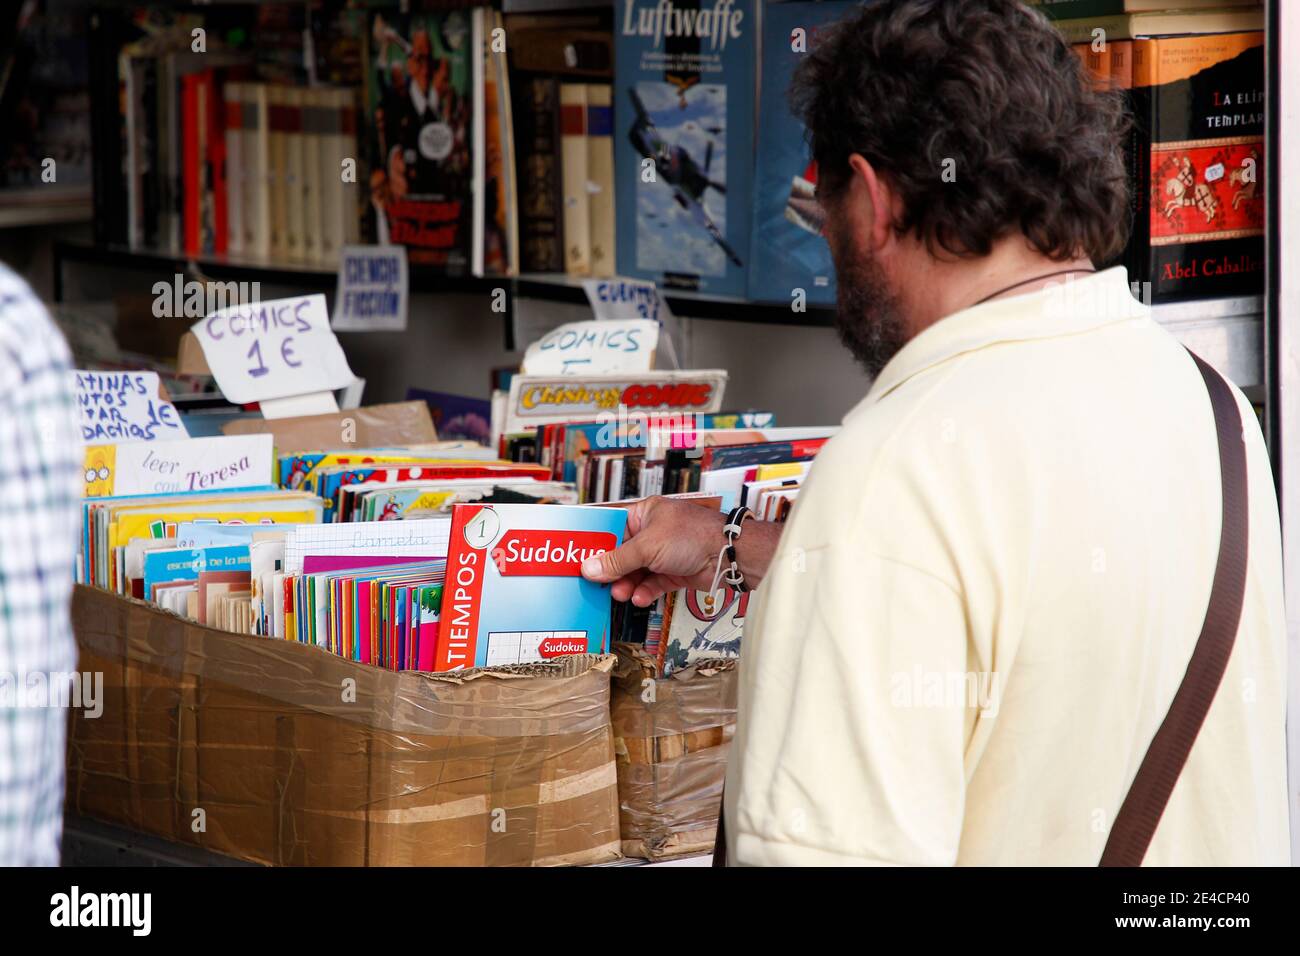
50 239 839 329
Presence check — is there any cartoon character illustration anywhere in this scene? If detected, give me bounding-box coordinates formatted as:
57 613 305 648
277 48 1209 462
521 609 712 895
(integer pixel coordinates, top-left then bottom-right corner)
83 446 115 497
286 457 313 490
379 496 402 521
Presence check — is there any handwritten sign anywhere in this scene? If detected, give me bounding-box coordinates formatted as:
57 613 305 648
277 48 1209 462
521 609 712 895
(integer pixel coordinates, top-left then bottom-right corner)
192 294 355 404
332 245 409 332
583 278 667 322
72 370 189 443
82 434 274 498
522 319 658 376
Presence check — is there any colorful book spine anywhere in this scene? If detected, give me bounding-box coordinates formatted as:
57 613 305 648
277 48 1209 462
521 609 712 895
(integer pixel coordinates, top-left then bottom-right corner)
267 84 290 261
284 86 306 262
244 82 272 259
225 82 245 257
300 87 323 266
206 72 229 255
560 83 591 276
181 73 200 255
587 84 616 278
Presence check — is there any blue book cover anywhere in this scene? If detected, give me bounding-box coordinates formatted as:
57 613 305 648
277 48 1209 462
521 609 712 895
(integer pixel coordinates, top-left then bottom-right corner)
405 387 492 445
748 0 856 305
614 0 756 296
143 545 250 600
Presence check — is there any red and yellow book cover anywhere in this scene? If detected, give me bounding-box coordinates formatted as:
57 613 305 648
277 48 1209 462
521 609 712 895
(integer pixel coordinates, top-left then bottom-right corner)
1129 32 1264 302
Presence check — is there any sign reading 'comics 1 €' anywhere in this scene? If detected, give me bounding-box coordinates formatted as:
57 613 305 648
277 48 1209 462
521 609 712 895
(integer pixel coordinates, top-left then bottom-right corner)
192 294 356 404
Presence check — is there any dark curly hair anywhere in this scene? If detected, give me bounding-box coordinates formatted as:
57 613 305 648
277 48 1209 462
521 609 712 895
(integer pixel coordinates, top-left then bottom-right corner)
791 0 1130 263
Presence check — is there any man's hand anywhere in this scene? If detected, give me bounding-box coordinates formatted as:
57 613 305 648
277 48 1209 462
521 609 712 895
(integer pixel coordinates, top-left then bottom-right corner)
581 496 780 606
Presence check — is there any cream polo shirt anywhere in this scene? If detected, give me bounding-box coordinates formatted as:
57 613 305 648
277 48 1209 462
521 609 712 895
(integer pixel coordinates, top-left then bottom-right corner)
725 266 1289 866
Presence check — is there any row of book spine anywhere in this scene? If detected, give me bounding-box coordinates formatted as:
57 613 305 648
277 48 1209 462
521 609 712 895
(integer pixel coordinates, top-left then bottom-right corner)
516 78 617 277
131 70 360 265
223 83 361 265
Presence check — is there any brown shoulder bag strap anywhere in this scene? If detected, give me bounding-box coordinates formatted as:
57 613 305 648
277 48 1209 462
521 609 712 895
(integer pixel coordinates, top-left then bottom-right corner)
1100 350 1250 866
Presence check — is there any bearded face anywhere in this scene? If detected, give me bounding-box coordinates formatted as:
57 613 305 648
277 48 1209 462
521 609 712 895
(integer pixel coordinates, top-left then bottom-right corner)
820 189 910 379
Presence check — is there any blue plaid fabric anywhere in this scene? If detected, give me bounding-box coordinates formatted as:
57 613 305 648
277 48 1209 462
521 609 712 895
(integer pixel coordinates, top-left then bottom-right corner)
0 264 82 866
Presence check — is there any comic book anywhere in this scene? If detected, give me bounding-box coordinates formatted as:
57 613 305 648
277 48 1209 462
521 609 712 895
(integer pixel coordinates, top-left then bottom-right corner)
364 7 480 271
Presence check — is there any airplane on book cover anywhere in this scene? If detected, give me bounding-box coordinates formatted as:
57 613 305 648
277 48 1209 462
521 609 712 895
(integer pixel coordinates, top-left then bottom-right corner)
626 86 743 267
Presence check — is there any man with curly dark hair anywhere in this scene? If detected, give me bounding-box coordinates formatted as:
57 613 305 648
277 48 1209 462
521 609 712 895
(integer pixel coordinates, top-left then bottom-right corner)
583 0 1287 865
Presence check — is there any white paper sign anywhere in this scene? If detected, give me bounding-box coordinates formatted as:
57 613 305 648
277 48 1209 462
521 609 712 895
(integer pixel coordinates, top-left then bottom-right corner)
582 277 681 369
72 369 189 443
85 434 274 498
192 294 355 404
258 391 340 420
582 277 667 322
522 318 659 375
332 245 409 331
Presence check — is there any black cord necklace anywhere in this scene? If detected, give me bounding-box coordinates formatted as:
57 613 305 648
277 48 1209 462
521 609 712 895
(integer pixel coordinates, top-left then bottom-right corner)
972 268 1097 307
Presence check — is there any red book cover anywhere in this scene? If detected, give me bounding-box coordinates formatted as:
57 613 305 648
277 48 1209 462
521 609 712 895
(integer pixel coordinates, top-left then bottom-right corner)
435 503 624 671
208 73 229 255
181 74 200 255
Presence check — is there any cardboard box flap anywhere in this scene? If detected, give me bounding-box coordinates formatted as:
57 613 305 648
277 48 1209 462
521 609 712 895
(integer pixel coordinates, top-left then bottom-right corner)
611 642 738 739
220 401 438 453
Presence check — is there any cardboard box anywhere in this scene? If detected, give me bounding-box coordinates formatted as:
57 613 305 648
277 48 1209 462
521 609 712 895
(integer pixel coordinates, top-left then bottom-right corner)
610 643 736 861
219 400 438 453
67 585 622 866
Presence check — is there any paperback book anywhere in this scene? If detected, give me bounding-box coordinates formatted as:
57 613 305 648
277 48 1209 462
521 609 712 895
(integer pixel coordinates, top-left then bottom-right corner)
1128 32 1264 302
436 502 626 670
748 0 851 306
614 0 756 295
364 8 479 271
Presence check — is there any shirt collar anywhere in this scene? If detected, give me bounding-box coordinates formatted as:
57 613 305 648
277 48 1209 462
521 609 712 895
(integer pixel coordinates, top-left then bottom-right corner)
847 266 1148 422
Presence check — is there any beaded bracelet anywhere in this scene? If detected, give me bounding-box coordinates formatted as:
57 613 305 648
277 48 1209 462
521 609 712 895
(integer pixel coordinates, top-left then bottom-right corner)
708 505 754 597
